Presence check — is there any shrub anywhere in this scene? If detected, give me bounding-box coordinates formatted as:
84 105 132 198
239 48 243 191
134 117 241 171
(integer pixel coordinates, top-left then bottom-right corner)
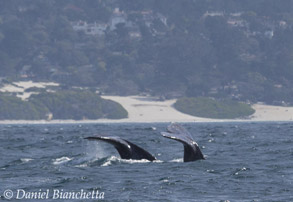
174 97 255 119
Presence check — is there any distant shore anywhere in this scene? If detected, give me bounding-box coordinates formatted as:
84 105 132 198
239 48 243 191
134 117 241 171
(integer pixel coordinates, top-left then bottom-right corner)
0 95 292 124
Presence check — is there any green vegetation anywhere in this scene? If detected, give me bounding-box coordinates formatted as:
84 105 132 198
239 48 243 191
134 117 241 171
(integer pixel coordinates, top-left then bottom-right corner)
174 97 255 119
24 87 46 93
0 93 48 120
30 90 128 120
0 90 128 120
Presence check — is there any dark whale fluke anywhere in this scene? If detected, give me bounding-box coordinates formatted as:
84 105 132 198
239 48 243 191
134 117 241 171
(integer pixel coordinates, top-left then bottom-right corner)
161 123 205 162
85 136 156 161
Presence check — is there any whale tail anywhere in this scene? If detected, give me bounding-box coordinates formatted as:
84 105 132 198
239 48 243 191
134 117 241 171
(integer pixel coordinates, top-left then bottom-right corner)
161 123 204 162
85 136 156 161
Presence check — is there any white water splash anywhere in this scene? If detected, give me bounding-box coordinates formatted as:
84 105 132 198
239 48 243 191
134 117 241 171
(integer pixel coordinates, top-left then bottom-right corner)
101 161 112 167
170 158 183 162
101 156 163 167
121 158 151 164
85 142 108 160
75 163 88 168
53 157 73 165
20 158 33 163
101 156 119 167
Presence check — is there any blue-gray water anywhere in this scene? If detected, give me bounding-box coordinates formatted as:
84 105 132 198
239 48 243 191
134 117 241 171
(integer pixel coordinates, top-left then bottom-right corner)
0 122 292 202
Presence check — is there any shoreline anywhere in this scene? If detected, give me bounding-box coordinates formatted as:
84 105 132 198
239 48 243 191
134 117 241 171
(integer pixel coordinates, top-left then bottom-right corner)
0 118 291 125
0 95 292 124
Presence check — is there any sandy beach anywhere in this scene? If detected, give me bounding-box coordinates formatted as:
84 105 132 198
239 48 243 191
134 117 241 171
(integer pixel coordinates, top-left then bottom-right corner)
250 104 293 121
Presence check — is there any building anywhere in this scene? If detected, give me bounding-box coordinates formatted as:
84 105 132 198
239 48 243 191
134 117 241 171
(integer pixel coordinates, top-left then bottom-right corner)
71 21 108 36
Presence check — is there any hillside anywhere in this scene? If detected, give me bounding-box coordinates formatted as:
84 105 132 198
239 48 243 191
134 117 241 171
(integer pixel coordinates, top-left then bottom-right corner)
1 1 293 105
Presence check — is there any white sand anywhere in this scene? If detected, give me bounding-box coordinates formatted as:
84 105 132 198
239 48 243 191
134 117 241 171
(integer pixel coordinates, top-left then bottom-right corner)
250 104 293 121
0 94 293 124
0 81 59 100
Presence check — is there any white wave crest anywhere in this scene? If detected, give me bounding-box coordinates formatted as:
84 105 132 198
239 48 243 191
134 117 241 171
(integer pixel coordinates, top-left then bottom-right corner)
170 158 183 162
74 163 88 168
20 158 34 163
53 157 73 165
101 156 119 167
101 156 162 167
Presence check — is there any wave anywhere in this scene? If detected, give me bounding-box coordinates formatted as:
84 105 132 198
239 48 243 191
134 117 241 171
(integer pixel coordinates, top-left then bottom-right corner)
169 158 183 163
20 158 34 163
101 156 157 167
74 155 163 168
53 157 73 165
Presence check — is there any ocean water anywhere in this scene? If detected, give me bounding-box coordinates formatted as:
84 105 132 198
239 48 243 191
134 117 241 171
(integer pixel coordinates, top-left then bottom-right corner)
0 122 292 202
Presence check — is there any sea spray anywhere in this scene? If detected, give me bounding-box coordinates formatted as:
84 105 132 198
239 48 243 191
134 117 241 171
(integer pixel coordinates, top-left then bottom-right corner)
85 141 108 160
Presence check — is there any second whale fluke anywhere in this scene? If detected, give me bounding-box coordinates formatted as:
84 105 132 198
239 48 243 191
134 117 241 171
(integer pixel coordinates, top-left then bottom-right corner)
161 123 205 162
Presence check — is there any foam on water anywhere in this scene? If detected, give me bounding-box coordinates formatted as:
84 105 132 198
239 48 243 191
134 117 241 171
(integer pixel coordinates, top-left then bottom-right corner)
170 158 183 162
53 157 73 165
101 156 119 167
74 163 88 168
20 158 34 163
120 158 152 164
100 156 163 167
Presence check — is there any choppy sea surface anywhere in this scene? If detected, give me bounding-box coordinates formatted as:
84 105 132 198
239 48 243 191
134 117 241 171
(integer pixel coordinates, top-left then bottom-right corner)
0 122 292 202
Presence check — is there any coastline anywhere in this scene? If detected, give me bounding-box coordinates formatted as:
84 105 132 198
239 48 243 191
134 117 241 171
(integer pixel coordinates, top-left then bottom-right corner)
0 95 292 124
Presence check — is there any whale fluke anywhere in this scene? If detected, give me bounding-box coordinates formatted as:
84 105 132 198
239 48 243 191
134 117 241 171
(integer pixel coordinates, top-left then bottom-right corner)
161 123 205 162
85 136 156 161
